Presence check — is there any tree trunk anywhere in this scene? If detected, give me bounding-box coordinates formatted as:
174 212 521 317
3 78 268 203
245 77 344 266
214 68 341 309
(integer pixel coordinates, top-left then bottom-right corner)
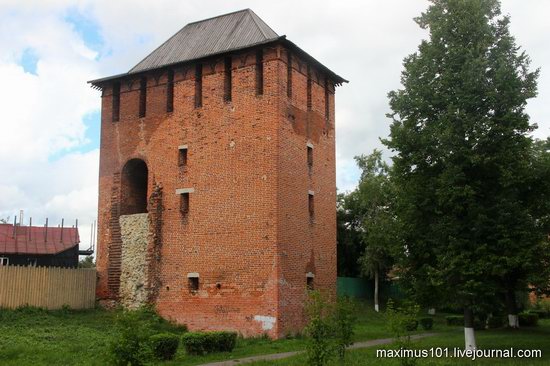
506 287 519 328
464 307 477 350
374 269 379 312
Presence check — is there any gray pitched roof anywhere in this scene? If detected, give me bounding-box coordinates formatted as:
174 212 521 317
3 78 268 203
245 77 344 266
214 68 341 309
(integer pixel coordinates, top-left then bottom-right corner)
129 9 279 74
89 9 347 86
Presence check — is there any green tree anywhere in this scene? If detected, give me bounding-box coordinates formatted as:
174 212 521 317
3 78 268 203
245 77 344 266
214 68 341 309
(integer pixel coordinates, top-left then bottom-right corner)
523 139 550 299
384 0 540 348
354 150 396 312
78 256 95 268
337 192 364 277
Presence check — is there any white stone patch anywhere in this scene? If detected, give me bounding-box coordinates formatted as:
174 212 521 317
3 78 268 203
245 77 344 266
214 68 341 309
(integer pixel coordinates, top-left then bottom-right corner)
119 213 149 309
428 308 436 315
254 315 276 331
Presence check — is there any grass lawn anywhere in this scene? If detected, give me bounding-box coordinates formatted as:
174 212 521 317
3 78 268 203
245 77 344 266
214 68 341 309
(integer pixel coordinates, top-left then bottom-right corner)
1 303 547 365
248 319 550 365
0 302 400 366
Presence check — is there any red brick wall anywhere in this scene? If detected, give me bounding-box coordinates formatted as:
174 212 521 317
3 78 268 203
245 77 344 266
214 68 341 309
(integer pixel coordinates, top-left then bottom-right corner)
275 48 337 336
96 43 337 337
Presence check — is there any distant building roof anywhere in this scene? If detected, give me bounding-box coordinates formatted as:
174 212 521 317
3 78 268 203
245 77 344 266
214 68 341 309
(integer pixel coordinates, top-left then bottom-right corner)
89 9 346 86
0 224 79 255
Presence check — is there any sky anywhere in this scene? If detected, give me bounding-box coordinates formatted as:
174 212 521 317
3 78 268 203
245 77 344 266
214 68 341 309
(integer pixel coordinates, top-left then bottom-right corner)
1 0 549 251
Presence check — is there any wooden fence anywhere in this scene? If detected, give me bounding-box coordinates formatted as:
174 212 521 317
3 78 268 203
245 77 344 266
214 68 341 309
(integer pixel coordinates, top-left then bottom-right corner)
0 266 96 309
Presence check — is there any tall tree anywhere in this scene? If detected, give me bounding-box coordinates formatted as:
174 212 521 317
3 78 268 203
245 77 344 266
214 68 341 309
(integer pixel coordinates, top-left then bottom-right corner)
384 0 539 349
337 192 364 278
354 150 396 312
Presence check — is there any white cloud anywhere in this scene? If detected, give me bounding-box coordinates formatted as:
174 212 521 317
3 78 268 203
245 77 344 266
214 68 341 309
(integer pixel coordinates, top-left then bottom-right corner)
0 3 100 250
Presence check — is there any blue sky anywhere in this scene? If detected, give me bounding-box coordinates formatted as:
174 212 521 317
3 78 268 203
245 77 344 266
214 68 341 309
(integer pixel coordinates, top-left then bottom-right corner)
64 8 103 155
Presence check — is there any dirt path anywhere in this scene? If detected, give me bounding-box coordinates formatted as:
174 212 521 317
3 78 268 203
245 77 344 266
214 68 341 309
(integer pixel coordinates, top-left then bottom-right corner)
197 332 438 366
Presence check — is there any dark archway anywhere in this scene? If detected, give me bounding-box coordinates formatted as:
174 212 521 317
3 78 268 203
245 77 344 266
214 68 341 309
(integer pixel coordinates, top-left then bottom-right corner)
120 158 148 215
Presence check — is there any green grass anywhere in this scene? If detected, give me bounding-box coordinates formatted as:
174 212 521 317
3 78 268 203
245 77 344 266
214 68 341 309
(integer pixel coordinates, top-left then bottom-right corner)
3 304 546 365
248 319 550 365
0 302 396 366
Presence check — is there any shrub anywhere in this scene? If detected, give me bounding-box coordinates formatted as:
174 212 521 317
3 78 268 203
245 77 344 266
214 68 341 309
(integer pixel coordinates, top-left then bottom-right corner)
419 317 433 330
108 311 154 366
181 331 237 355
487 316 504 329
332 296 357 363
386 300 420 366
304 291 335 366
405 319 418 331
150 333 180 361
528 309 546 319
473 318 485 331
519 312 539 327
445 315 464 326
134 305 188 334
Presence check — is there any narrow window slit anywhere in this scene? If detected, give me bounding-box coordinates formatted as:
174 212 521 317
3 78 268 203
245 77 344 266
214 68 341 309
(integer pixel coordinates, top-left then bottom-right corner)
112 82 120 122
307 276 314 290
287 51 292 98
188 275 199 292
256 49 263 95
324 77 330 120
166 69 174 113
195 64 202 108
224 57 232 102
307 145 313 169
139 77 147 118
307 66 312 111
178 146 188 167
180 192 189 215
308 191 314 222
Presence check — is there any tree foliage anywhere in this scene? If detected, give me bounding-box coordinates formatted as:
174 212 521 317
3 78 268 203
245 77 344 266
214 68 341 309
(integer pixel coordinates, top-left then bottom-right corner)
78 256 95 268
337 193 364 277
354 151 396 281
384 0 543 326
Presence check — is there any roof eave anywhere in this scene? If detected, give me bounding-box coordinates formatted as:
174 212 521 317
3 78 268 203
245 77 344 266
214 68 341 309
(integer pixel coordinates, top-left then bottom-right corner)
88 35 348 88
281 38 348 85
87 36 285 88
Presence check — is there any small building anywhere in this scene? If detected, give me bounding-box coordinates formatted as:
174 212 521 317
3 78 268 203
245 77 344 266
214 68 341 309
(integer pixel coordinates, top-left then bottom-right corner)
0 223 80 268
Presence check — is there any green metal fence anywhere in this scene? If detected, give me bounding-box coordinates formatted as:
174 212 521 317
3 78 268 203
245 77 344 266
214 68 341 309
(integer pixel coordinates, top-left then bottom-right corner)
337 276 405 300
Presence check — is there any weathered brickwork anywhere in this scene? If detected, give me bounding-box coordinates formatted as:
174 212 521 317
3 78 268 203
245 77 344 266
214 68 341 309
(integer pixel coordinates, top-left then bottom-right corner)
95 42 339 338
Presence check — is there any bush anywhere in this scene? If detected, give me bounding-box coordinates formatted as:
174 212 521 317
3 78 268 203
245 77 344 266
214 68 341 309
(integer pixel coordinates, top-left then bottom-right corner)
445 315 464 326
332 296 357 363
304 291 335 366
108 311 154 366
386 300 420 366
519 312 539 327
487 316 504 329
419 317 433 330
528 309 547 319
150 333 180 361
405 319 418 331
181 331 237 355
473 318 486 331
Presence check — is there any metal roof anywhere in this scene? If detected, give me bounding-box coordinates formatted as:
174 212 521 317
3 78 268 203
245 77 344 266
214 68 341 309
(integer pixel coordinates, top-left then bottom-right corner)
0 224 79 255
129 9 279 74
89 9 347 86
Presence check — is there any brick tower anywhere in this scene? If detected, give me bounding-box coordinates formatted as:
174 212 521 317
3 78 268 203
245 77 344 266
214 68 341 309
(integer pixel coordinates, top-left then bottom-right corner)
89 9 346 338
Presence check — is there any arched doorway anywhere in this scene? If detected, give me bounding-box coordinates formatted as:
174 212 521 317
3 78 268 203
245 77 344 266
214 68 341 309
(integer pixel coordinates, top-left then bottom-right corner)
120 158 148 215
